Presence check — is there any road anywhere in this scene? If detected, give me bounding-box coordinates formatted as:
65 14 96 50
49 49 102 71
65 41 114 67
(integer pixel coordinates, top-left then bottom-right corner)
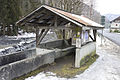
98 29 120 46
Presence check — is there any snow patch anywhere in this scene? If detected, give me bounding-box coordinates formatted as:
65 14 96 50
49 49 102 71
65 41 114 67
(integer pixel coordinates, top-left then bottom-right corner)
25 72 67 80
17 32 36 38
71 14 103 27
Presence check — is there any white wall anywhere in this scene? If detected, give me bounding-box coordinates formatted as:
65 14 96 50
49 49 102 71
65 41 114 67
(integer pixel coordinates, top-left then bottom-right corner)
111 22 120 29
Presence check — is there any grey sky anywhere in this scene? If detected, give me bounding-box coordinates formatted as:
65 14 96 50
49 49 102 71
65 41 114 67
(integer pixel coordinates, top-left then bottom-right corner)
95 0 120 15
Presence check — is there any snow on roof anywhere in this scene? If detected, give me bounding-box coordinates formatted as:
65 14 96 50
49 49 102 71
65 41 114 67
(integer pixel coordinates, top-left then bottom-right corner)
71 14 103 27
44 5 104 29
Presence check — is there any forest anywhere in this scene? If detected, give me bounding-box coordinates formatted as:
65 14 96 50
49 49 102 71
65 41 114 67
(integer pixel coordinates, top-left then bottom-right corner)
0 0 100 36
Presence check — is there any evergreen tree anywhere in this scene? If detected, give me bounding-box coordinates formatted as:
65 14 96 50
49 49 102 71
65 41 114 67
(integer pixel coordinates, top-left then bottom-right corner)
0 0 21 35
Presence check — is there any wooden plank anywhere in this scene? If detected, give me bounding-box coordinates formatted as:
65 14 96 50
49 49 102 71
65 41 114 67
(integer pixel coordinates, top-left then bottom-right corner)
25 23 74 29
33 14 54 23
18 8 46 26
88 30 90 41
25 22 50 27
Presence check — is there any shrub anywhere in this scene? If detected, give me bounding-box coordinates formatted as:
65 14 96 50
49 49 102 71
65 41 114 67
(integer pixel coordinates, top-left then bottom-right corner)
110 30 112 32
114 29 120 33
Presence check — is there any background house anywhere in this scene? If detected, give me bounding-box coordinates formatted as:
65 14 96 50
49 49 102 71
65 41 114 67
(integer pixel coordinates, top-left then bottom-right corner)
110 16 120 30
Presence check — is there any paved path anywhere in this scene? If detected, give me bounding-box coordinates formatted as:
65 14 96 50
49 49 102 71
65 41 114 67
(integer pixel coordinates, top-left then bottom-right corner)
98 29 120 46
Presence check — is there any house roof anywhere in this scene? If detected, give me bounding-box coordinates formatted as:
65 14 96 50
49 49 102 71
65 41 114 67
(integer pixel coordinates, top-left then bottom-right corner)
16 5 104 29
111 16 120 22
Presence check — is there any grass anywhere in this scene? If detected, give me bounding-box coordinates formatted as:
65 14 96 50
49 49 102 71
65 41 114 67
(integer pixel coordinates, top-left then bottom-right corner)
13 64 51 80
110 29 112 33
110 29 120 33
13 51 99 80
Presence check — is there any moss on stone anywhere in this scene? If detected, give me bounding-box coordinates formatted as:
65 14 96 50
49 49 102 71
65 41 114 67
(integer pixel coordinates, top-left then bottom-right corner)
80 50 96 66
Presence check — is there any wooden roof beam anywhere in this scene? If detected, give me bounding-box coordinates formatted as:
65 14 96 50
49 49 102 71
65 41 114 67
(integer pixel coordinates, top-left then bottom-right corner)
17 8 46 26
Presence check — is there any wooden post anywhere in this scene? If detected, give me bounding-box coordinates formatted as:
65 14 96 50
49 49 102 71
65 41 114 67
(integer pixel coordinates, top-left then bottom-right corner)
63 29 65 39
75 28 82 68
87 30 90 42
37 29 45 45
101 29 103 45
54 15 57 27
36 27 39 47
93 29 97 42
82 30 85 44
69 30 73 45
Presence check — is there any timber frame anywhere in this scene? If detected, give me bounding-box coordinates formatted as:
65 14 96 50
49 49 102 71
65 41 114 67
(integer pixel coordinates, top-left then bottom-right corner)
16 5 104 47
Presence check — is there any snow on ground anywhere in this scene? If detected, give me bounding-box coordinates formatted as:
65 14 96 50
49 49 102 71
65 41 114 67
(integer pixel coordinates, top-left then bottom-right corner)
26 72 66 80
0 33 36 55
25 35 120 80
0 39 36 55
0 32 57 55
17 32 36 38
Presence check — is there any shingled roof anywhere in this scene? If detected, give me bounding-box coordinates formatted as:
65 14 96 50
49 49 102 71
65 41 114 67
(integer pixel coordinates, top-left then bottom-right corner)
16 5 104 29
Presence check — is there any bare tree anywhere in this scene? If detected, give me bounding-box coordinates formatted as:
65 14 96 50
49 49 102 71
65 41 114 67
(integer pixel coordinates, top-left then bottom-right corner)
18 0 101 37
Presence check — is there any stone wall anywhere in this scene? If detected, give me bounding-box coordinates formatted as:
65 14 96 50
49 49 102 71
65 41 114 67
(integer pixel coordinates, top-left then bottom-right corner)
0 40 75 80
0 48 36 66
39 39 71 49
38 39 63 49
0 51 54 80
0 39 71 67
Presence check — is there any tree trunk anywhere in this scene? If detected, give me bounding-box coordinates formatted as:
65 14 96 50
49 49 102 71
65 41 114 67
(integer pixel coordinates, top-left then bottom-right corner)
2 25 5 36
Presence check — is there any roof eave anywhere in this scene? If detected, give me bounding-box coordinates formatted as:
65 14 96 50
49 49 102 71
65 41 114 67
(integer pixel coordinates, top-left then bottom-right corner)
87 25 105 29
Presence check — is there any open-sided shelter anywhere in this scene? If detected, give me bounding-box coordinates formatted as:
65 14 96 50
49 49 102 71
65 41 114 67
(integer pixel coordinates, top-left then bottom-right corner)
16 5 104 68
